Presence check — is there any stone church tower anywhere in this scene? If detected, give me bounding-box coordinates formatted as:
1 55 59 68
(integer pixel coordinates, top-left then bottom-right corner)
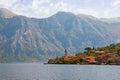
64 49 68 56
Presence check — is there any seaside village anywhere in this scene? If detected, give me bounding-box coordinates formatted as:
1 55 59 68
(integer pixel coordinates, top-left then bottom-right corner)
48 49 120 65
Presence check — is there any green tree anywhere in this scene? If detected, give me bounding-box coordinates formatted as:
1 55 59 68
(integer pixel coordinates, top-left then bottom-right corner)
84 47 95 56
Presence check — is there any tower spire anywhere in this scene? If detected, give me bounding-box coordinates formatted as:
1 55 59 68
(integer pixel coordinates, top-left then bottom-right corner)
65 49 68 56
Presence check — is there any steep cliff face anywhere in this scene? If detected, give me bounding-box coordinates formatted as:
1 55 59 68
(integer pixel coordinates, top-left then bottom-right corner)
0 8 16 18
38 12 114 52
0 8 120 61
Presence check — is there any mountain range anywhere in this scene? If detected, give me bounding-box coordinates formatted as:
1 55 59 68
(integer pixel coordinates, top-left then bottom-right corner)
0 8 120 62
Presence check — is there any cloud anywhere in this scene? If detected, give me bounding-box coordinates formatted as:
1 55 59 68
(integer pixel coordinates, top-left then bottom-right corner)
0 0 18 8
29 0 51 18
9 0 51 18
73 8 99 17
0 0 74 18
112 0 120 9
113 0 120 6
104 0 120 18
0 0 120 18
50 1 70 12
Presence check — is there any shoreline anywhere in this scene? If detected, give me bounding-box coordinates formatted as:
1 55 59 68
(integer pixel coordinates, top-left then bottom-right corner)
44 63 120 65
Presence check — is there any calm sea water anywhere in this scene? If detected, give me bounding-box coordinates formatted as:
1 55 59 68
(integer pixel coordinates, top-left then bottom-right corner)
0 63 120 80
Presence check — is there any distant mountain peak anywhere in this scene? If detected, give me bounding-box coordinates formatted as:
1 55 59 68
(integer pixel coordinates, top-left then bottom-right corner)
52 11 76 17
51 11 98 21
0 8 16 18
56 11 74 15
100 17 120 23
77 14 97 20
0 8 119 62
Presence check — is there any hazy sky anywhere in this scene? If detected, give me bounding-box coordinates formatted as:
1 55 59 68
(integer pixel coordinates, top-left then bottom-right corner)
0 0 120 18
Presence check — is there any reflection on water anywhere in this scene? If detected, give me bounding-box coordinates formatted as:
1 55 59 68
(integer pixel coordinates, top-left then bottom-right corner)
0 63 120 80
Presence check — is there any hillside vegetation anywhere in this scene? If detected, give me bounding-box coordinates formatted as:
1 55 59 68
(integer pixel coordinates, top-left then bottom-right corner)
48 43 120 64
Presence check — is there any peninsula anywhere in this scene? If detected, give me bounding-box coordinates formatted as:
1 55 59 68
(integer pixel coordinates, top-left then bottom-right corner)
48 43 120 65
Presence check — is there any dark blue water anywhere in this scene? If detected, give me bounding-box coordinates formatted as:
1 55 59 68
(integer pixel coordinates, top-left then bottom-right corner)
0 63 120 80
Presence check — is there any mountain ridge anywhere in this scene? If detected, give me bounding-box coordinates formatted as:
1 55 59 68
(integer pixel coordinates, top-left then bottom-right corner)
0 8 16 18
0 8 120 62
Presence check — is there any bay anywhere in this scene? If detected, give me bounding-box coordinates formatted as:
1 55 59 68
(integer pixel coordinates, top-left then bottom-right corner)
0 63 120 80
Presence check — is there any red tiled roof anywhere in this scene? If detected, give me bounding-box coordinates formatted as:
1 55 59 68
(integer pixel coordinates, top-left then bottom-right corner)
86 56 96 63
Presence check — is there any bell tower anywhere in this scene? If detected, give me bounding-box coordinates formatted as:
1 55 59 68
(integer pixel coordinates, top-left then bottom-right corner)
65 49 68 56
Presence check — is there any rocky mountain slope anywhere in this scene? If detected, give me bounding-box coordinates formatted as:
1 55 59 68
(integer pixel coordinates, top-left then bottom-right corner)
0 8 16 18
0 8 120 62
